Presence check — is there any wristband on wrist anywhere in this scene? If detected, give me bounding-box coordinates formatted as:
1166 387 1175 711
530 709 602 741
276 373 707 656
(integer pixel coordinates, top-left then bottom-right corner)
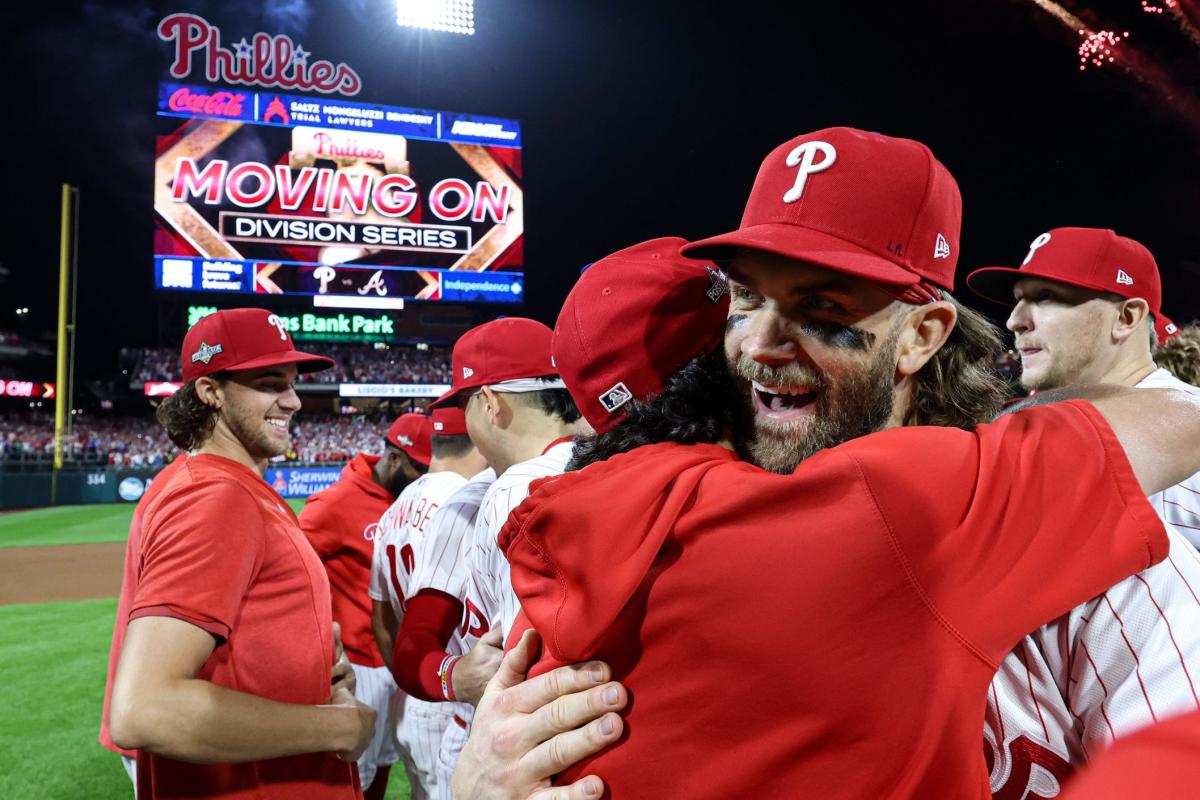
438 655 460 701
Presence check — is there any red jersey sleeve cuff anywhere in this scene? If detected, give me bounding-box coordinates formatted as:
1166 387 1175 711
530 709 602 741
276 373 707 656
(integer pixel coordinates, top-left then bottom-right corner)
129 605 232 641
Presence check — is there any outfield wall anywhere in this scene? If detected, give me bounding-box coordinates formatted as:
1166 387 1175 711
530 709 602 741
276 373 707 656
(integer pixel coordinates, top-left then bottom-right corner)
0 466 339 509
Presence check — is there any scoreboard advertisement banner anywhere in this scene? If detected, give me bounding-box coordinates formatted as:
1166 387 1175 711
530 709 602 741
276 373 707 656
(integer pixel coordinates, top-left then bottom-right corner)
153 16 524 307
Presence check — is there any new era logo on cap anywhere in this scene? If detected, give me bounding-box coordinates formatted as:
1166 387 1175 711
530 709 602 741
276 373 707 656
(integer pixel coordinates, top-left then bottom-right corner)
1116 269 1134 285
934 234 951 260
598 382 633 413
463 366 474 379
191 342 223 364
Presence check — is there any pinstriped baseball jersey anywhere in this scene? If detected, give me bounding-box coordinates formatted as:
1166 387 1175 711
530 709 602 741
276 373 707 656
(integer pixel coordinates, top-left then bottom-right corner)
368 471 468 799
465 440 574 643
410 468 496 606
985 526 1200 798
401 468 491 785
370 472 468 613
1140 369 1200 550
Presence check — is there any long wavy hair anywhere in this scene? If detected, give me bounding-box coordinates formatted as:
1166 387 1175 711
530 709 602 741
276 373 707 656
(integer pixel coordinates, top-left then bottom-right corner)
155 375 226 451
1155 321 1200 386
566 349 737 471
904 294 1010 429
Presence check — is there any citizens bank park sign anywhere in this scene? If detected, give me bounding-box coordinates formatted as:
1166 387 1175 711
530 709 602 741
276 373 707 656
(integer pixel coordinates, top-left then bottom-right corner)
154 13 525 307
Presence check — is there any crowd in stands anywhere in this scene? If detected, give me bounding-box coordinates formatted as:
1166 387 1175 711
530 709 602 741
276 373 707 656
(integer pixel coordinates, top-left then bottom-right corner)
0 411 395 467
130 343 451 386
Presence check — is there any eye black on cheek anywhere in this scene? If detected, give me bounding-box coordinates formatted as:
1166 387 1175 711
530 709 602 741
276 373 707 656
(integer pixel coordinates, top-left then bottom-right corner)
726 314 748 331
799 322 875 350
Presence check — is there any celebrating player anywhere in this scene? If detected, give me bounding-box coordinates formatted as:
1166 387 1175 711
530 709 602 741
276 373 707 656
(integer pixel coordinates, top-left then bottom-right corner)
427 318 584 645
388 404 503 795
298 412 433 799
108 307 375 799
370 407 488 799
460 128 1200 799
964 228 1200 794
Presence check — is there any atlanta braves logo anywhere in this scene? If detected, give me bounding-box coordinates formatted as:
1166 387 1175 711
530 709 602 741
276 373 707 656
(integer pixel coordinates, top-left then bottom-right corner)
783 140 837 203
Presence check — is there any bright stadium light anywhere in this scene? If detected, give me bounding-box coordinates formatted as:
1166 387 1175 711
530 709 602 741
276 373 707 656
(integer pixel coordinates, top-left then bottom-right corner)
396 0 475 35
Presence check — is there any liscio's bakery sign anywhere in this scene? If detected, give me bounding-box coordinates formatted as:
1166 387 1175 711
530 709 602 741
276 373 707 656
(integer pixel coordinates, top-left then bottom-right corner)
157 12 363 96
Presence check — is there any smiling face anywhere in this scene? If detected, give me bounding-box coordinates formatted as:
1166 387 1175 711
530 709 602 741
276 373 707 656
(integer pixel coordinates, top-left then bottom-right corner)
211 363 302 463
724 250 906 472
1006 277 1120 391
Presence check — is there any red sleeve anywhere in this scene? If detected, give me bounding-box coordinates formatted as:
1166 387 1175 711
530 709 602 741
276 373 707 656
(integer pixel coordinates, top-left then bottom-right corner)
130 479 266 640
391 589 462 701
297 491 339 562
1058 710 1200 799
841 399 1167 664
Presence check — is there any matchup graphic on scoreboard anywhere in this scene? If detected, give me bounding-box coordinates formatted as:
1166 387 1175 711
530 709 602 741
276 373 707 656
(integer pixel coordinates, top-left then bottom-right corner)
153 82 524 305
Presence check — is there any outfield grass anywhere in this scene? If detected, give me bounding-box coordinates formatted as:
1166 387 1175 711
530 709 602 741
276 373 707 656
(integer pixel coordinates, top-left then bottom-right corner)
0 498 413 798
0 505 136 548
0 596 411 799
0 598 132 799
0 499 309 549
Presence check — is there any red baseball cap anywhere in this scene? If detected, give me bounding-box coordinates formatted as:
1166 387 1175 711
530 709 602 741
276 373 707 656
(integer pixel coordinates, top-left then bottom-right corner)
428 318 557 408
682 127 962 291
553 237 730 433
181 308 334 382
965 227 1178 341
387 413 432 465
431 406 468 436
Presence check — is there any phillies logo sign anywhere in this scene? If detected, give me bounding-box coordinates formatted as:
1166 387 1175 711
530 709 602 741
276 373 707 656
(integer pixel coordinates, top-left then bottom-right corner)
158 13 362 96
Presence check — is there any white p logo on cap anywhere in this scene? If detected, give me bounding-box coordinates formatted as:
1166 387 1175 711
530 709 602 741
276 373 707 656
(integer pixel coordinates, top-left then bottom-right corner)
1023 232 1052 265
783 141 837 203
266 314 288 341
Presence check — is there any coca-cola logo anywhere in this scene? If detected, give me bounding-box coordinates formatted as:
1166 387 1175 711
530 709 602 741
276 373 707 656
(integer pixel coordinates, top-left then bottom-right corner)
168 87 247 118
158 13 362 96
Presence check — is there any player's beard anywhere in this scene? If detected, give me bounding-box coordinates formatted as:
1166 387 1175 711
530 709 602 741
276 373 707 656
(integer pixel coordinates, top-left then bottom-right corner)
730 328 899 474
224 404 290 462
386 469 414 497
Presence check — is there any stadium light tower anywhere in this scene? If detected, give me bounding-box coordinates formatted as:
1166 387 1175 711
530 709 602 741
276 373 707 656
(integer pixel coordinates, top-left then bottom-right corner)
396 0 475 35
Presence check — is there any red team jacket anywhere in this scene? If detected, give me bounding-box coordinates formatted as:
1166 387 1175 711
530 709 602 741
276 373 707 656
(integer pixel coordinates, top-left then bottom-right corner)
299 452 393 667
502 402 1168 799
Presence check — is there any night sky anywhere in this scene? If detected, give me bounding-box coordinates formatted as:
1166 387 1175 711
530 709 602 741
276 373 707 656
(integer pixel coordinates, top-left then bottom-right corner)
3 0 1198 385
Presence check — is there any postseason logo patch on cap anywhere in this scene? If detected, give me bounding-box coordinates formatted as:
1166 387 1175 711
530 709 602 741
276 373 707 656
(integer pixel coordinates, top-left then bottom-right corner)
191 342 223 365
598 382 633 413
397 435 414 447
705 266 729 304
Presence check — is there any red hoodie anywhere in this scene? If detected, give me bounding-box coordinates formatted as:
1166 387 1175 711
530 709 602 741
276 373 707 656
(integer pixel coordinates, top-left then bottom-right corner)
1057 709 1200 799
501 401 1166 799
300 453 393 666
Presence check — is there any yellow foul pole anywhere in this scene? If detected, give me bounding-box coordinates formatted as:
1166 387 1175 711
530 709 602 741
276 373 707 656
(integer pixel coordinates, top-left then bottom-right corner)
54 184 73 471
